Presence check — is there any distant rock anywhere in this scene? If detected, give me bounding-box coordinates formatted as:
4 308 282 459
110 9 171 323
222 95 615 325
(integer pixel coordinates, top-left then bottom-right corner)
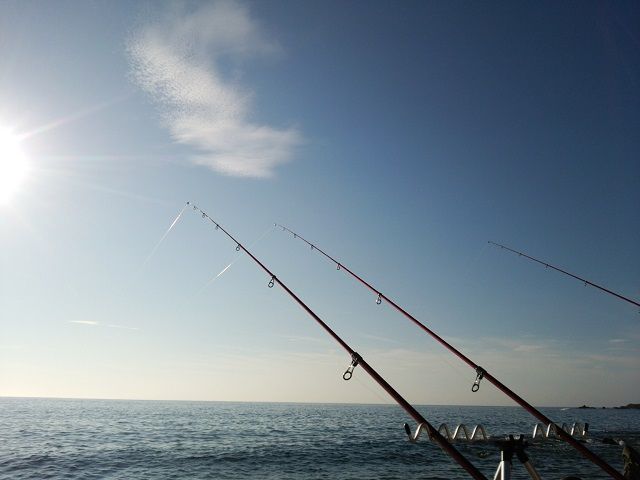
575 403 640 409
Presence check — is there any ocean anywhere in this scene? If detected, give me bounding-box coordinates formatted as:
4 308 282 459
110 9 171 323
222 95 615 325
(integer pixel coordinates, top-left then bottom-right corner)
1 398 638 479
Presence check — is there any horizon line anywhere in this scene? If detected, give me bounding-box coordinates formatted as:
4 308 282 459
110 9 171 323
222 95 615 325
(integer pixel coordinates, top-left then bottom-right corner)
0 395 620 409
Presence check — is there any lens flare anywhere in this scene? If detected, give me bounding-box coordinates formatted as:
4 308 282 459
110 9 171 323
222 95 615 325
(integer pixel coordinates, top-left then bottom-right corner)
0 128 30 206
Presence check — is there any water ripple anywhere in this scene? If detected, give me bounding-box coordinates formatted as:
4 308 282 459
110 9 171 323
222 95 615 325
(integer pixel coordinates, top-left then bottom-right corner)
0 398 638 479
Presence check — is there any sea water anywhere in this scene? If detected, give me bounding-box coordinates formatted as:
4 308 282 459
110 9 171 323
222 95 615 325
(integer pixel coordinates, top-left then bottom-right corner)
1 398 639 479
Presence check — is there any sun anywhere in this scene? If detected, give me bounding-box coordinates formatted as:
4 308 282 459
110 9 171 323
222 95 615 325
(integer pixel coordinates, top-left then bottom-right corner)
0 127 30 206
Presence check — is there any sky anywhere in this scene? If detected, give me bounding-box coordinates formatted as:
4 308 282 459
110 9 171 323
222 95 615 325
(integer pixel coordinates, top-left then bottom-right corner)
0 0 638 408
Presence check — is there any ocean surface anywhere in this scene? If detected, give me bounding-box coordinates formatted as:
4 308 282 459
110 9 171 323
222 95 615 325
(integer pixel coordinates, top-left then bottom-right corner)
1 398 639 479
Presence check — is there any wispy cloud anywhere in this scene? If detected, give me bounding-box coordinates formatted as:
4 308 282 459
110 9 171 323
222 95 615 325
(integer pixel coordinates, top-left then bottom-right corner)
581 353 639 369
458 335 550 355
127 1 301 178
276 334 327 345
513 343 545 353
361 333 401 344
68 320 140 331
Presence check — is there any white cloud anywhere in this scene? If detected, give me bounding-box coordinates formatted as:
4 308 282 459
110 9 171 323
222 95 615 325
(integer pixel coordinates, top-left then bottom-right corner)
127 1 301 178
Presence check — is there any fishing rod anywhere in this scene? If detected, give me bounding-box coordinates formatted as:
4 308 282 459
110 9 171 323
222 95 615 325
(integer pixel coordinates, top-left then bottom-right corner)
276 224 624 480
185 203 488 480
488 241 640 309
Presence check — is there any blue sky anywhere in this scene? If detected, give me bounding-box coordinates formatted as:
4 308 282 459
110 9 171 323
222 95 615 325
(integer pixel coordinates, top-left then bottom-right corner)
0 1 638 407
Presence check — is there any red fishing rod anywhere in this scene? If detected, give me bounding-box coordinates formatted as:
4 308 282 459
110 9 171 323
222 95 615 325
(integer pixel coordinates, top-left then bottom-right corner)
489 241 640 309
276 224 624 480
186 203 488 480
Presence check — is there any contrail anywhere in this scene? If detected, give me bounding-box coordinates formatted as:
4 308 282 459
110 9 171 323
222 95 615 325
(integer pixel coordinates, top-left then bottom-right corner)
142 205 187 267
194 224 276 296
68 320 140 331
214 263 232 279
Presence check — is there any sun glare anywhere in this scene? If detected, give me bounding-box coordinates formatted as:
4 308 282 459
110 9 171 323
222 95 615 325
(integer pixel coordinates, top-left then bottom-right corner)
0 127 30 206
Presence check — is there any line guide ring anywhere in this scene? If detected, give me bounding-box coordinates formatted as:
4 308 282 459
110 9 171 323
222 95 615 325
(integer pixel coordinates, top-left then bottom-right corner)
343 352 361 381
472 366 485 392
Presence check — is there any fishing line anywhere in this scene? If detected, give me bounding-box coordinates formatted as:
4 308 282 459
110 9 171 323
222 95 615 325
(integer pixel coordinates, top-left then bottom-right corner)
186 202 488 480
275 224 624 480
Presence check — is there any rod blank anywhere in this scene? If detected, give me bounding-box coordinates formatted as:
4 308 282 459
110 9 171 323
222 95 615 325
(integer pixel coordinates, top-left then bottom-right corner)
187 204 488 480
276 224 624 480
489 241 640 309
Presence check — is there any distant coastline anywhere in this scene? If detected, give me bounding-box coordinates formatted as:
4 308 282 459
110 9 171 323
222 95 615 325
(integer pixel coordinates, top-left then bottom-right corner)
577 403 640 410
